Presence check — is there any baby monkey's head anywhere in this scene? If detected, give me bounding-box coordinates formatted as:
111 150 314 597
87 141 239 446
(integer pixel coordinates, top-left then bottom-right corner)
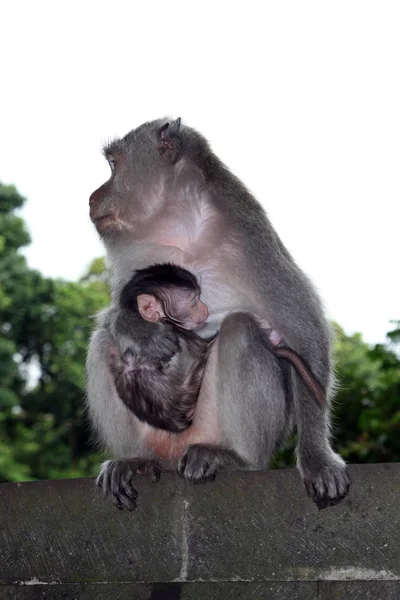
120 264 209 331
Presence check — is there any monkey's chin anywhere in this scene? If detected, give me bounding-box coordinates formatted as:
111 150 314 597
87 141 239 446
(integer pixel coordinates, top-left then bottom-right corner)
93 215 131 234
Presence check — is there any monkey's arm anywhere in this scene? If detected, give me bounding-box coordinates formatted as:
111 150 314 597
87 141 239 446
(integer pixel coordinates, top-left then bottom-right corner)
86 323 165 511
86 324 151 459
109 307 181 363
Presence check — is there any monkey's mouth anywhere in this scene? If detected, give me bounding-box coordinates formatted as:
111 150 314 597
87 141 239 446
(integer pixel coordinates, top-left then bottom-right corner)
92 214 115 229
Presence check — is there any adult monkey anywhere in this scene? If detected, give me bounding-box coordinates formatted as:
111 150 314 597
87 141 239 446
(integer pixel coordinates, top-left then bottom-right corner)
87 117 350 510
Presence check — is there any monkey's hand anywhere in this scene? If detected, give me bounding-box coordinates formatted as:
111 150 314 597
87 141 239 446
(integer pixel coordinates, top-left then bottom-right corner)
140 322 181 364
178 445 246 483
96 458 162 511
298 450 350 510
110 308 180 364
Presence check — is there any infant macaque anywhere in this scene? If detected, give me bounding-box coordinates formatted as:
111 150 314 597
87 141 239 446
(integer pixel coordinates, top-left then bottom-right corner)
110 264 216 433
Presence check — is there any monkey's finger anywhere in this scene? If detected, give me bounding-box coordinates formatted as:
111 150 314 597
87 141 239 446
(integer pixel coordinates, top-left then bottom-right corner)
112 493 125 510
122 482 139 501
96 459 113 492
192 472 216 485
114 471 138 504
177 455 188 477
112 491 137 511
305 479 320 502
202 460 218 480
336 471 351 499
119 493 137 511
98 467 112 495
151 465 162 482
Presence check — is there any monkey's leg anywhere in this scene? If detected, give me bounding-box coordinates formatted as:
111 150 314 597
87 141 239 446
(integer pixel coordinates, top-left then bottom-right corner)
274 319 350 508
87 327 162 510
178 312 292 482
293 375 350 509
179 312 349 509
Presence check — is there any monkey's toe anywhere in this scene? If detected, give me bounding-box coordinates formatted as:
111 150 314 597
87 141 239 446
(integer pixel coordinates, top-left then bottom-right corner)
112 490 137 511
177 445 219 483
178 445 245 482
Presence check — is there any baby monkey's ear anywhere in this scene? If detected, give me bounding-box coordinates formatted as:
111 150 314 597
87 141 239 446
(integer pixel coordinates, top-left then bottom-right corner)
137 294 162 322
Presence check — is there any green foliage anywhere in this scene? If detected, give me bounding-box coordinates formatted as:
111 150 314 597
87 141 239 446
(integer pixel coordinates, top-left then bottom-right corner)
0 183 108 482
333 324 400 463
0 180 399 482
273 324 400 468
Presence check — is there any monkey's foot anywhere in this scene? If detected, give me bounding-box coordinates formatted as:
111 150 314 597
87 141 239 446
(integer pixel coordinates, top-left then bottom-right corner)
298 452 350 510
177 444 245 484
96 458 162 511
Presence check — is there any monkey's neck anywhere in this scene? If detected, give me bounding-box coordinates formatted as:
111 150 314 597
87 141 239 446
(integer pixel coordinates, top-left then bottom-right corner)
108 241 187 287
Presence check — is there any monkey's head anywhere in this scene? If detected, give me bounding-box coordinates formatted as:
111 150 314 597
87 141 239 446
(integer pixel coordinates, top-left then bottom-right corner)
89 118 212 244
120 264 209 331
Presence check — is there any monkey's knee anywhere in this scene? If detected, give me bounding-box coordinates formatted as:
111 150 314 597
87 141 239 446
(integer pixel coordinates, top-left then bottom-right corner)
219 311 258 339
218 312 266 358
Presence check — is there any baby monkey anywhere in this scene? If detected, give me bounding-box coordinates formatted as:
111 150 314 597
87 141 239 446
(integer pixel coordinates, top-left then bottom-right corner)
110 264 215 433
110 263 326 434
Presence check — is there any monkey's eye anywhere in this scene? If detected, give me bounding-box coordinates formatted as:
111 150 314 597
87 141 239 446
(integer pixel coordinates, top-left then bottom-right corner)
107 155 117 173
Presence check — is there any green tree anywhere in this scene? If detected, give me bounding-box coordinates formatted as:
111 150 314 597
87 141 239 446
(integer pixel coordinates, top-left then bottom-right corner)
273 324 400 469
334 324 400 463
0 183 109 482
1 181 399 482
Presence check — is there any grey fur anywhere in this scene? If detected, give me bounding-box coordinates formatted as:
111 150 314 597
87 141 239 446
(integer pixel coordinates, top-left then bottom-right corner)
86 117 350 510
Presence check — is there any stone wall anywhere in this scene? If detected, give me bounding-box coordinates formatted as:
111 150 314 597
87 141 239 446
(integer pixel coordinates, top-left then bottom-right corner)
0 464 399 599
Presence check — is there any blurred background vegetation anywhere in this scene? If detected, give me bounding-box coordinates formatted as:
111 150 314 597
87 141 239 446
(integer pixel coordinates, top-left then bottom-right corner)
1 182 399 483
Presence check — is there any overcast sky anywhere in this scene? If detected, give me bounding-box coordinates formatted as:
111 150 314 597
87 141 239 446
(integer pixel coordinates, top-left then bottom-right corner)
1 1 399 344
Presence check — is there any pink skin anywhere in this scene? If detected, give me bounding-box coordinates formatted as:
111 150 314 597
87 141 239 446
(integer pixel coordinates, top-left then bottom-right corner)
187 298 209 329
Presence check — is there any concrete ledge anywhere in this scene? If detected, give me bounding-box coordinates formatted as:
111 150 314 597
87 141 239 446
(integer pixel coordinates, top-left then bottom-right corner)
0 464 399 599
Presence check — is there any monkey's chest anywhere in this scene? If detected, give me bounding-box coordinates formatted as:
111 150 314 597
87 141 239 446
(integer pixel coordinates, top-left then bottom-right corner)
117 240 264 333
183 256 262 337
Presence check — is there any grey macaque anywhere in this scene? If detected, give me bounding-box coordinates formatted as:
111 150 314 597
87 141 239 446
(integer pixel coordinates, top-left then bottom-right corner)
87 117 350 511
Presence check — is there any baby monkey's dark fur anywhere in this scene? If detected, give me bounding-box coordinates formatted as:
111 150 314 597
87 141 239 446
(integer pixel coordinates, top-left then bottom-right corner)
110 264 215 432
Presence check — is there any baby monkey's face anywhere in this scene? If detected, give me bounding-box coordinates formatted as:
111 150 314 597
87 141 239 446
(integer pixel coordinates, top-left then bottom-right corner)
137 286 209 330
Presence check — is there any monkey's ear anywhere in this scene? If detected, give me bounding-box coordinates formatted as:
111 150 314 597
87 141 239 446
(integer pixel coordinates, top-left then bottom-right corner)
170 117 181 134
137 294 162 322
157 118 182 164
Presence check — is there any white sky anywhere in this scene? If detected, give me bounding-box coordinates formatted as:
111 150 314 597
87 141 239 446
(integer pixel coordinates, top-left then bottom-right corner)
1 1 399 344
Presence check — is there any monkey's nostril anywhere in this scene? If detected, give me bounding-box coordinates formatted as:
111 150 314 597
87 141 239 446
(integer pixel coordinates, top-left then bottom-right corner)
89 194 95 206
